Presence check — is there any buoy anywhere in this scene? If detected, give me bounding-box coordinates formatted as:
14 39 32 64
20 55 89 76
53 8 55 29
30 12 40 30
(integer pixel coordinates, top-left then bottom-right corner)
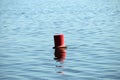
53 34 67 49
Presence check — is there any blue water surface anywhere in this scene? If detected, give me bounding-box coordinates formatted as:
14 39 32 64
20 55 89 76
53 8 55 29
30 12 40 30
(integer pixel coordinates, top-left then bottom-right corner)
0 0 120 80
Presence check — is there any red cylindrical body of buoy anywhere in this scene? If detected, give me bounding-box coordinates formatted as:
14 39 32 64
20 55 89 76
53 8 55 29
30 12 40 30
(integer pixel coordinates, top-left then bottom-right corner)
53 34 66 48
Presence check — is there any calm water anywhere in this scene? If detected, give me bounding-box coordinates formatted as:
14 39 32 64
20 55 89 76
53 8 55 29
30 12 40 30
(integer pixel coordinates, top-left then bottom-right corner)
0 0 120 80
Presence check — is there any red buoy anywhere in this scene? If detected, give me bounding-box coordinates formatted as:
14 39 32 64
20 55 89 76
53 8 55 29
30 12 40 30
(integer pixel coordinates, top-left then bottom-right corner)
53 34 67 49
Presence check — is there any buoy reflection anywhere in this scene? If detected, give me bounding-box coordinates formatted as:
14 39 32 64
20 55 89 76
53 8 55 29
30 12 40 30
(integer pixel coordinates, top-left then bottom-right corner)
54 48 66 62
54 48 66 74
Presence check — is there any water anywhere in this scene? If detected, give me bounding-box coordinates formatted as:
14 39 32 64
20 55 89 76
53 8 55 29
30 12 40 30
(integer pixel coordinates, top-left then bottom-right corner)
0 0 120 80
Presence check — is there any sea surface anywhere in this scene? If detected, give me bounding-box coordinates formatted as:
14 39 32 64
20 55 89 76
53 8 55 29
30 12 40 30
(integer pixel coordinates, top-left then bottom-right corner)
0 0 120 80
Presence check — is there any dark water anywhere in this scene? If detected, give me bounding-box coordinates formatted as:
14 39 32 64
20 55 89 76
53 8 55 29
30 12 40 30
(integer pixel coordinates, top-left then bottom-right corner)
0 0 120 80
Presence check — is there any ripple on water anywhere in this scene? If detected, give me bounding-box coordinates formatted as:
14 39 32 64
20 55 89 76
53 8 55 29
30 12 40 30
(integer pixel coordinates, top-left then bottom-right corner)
0 0 120 80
